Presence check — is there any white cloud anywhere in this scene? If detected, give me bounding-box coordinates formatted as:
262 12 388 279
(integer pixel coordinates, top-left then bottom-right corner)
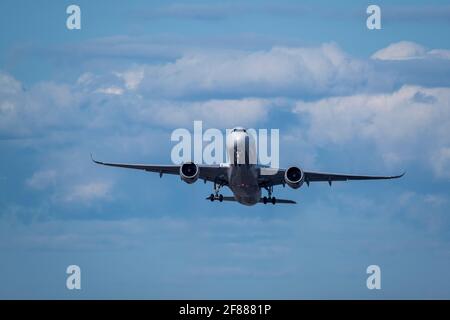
52 35 184 62
95 86 124 95
135 98 273 128
0 72 22 96
6 41 449 139
26 170 57 190
432 147 450 179
294 85 450 177
115 69 144 90
63 181 113 203
0 70 275 136
138 43 371 98
428 49 450 60
76 72 95 86
423 194 448 206
0 76 82 137
372 41 427 60
372 41 450 61
0 73 23 124
24 148 119 207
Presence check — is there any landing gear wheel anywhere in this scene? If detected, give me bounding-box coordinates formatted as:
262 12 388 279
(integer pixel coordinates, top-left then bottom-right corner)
263 196 268 204
271 197 276 205
219 194 223 202
210 194 215 202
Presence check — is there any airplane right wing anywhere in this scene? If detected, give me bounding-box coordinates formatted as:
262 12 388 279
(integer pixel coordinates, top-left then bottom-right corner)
91 155 229 185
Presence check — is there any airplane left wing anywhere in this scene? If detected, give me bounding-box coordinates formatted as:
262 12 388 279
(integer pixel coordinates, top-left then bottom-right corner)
302 171 405 184
258 168 404 187
91 155 228 184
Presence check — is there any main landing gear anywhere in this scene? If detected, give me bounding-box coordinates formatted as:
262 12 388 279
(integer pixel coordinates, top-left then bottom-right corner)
208 181 224 202
262 185 277 205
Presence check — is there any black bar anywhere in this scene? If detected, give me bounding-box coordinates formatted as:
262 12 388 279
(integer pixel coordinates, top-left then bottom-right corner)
1 300 449 318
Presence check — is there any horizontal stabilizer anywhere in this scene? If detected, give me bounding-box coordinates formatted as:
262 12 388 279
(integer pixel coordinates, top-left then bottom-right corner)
264 198 296 204
206 195 296 204
221 196 239 202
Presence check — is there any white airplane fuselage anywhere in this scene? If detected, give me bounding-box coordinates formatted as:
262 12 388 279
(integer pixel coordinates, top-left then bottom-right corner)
225 128 262 206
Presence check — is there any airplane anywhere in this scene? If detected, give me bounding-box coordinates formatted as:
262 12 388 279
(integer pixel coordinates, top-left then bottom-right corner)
91 127 404 206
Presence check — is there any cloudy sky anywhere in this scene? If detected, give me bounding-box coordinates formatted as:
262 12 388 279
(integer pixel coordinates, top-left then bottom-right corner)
1 0 450 299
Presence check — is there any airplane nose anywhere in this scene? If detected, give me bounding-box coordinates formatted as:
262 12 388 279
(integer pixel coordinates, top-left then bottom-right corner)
227 128 256 165
232 127 247 133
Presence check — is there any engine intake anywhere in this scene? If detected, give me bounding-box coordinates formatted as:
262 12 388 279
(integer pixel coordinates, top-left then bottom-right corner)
284 166 304 189
180 162 199 184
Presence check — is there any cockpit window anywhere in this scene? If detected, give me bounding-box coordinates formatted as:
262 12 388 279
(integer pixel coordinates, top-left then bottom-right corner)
232 128 246 133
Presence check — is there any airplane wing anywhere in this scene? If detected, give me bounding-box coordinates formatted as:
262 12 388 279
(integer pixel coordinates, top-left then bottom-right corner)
91 155 228 185
302 171 405 184
259 168 404 187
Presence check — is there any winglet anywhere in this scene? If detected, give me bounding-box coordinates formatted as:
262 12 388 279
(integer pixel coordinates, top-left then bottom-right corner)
395 171 406 179
90 153 101 165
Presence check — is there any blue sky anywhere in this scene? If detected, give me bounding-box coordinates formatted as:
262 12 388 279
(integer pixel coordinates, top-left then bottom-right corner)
1 0 450 299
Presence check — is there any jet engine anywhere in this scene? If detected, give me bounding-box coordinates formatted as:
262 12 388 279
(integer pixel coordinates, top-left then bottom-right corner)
284 166 304 189
180 162 199 184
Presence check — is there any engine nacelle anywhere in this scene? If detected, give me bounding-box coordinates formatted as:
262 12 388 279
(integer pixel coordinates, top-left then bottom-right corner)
180 162 199 184
284 166 304 189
